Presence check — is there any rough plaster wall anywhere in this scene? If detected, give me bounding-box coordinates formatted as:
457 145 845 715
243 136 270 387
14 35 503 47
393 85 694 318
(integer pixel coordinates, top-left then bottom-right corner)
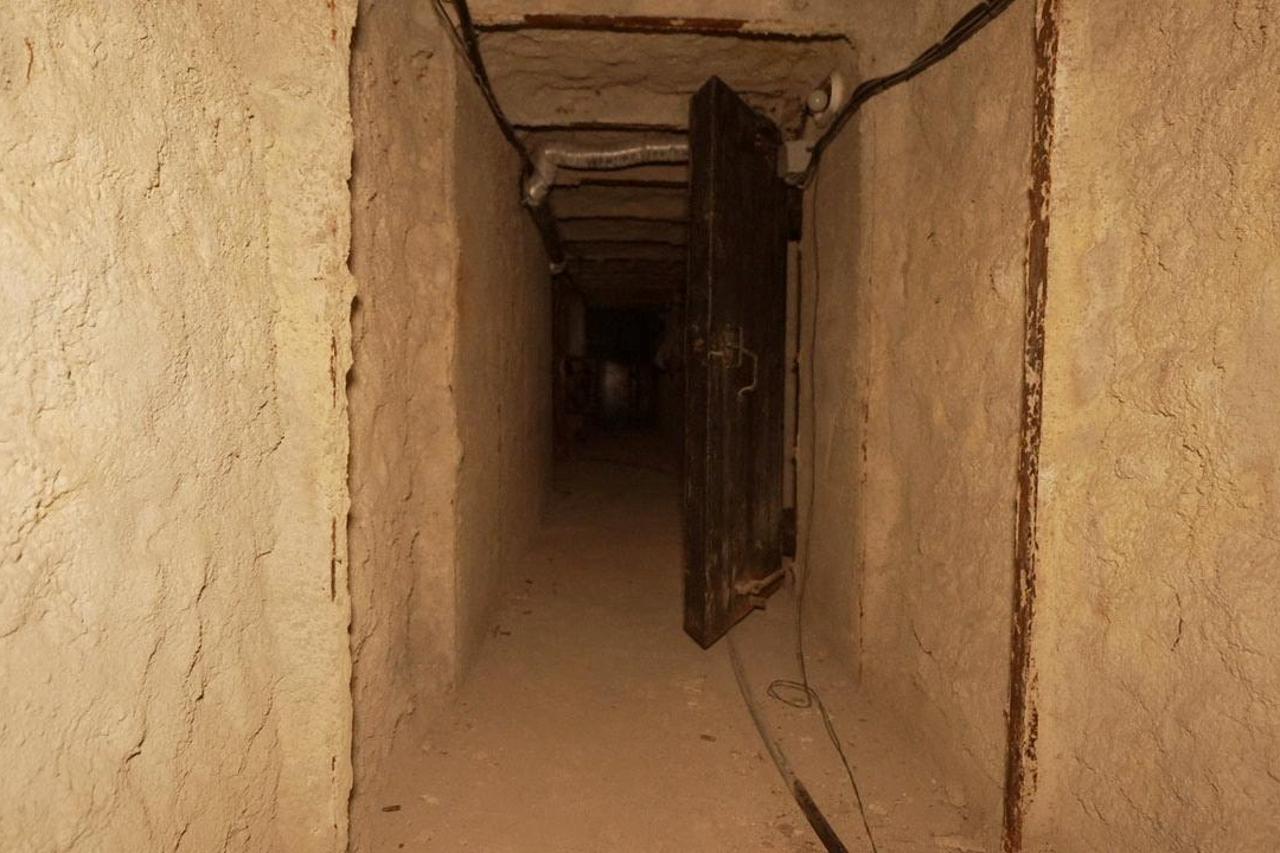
453 75 554 668
347 3 460 847
482 29 850 132
798 139 862 667
1026 2 1280 849
803 2 1034 834
0 3 355 850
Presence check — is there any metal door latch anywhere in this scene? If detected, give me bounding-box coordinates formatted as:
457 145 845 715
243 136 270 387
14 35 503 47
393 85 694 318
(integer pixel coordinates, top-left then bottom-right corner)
734 564 791 600
708 325 759 399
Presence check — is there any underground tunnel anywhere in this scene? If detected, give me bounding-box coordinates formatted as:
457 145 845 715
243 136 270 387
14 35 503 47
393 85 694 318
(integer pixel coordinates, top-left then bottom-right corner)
4 1 1279 852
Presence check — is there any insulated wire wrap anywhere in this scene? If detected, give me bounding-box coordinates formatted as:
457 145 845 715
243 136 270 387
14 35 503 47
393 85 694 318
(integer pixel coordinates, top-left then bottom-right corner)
523 140 690 206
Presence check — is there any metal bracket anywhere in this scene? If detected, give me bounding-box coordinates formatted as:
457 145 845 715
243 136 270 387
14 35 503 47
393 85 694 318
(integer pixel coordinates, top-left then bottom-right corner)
734 564 791 598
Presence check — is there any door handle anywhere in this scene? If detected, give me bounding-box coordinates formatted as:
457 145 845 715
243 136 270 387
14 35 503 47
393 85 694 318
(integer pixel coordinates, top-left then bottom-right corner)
709 325 759 400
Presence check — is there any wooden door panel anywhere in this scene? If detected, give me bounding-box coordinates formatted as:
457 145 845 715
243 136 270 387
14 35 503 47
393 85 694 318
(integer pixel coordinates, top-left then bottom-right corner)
683 77 788 648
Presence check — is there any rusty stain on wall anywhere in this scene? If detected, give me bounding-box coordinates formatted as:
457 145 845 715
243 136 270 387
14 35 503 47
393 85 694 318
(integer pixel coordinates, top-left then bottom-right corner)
1002 0 1058 849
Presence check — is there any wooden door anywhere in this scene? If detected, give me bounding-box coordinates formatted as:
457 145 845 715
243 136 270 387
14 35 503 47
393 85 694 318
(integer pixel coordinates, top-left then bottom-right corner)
683 77 789 648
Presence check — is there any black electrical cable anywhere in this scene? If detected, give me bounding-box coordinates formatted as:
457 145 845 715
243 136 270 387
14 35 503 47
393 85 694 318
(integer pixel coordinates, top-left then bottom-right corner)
431 0 530 164
727 633 849 853
429 0 569 267
755 1 1027 838
805 0 1019 179
726 173 876 853
767 169 880 853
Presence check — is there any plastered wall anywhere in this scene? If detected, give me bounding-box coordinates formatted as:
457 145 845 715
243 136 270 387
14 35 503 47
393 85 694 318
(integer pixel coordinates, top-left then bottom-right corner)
347 2 461 846
347 3 551 844
1022 2 1280 849
805 1 1035 836
453 75 553 668
0 3 356 850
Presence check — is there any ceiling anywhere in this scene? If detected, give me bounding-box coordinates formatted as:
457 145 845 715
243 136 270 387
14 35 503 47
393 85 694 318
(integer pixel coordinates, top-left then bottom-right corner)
470 13 854 307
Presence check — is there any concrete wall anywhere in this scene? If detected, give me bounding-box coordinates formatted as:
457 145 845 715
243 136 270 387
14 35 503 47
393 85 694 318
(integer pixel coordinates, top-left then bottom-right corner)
1021 2 1280 849
804 1 1035 837
0 3 356 851
453 74 554 667
347 3 461 845
347 3 550 844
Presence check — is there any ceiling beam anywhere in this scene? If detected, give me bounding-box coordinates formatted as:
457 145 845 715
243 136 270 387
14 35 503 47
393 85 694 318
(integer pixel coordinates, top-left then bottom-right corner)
479 15 748 35
567 177 688 189
570 258 686 290
477 15 848 41
550 185 688 220
557 215 687 225
559 219 687 245
513 121 687 134
563 241 687 261
555 164 689 188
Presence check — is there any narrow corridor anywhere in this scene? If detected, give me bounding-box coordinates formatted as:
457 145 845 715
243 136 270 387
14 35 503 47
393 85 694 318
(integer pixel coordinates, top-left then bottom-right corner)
363 440 988 852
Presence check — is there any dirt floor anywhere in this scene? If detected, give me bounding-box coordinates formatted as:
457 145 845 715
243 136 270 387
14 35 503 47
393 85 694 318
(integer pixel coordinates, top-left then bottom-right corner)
363 433 992 852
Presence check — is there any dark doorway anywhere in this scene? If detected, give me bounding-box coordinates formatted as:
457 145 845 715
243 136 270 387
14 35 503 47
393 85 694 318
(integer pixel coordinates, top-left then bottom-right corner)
584 306 663 428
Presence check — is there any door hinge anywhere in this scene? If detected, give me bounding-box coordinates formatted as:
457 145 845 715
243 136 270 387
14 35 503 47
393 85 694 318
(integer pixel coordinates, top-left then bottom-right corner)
780 507 797 558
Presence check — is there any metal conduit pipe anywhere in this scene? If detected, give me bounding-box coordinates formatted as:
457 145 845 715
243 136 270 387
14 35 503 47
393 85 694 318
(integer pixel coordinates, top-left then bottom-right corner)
523 140 690 207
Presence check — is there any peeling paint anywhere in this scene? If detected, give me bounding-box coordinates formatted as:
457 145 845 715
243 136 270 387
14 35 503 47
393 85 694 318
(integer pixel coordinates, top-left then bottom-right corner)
1002 0 1058 849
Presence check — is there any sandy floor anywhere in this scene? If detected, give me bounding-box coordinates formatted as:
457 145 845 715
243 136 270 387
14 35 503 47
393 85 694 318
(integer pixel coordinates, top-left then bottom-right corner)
364 436 993 852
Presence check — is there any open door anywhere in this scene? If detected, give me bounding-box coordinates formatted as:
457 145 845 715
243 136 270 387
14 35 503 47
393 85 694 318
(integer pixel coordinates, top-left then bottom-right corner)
683 77 789 648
